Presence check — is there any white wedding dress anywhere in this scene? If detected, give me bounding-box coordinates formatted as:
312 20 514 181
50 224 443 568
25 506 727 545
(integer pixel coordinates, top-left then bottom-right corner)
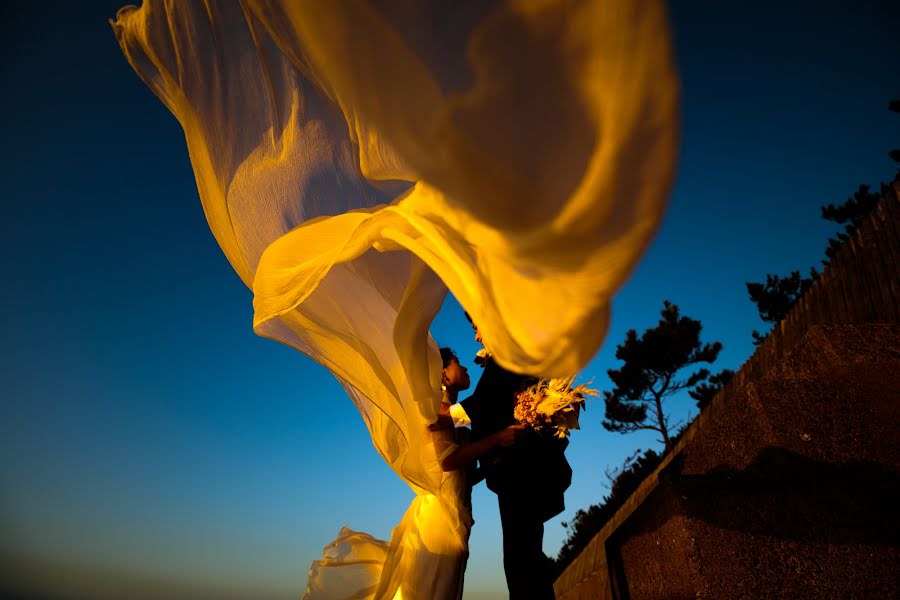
112 1 678 598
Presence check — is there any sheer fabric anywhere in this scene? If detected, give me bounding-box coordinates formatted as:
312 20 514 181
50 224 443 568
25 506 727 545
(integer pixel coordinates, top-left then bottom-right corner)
112 1 677 598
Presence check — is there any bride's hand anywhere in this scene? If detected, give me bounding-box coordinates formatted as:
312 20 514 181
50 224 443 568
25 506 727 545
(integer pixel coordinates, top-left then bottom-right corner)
428 414 454 431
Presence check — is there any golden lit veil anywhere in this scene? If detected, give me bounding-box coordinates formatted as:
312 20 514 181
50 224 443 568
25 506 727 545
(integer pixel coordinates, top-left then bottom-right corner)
113 1 678 598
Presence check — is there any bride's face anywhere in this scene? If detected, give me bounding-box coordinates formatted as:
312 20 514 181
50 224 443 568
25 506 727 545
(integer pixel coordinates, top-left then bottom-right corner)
443 358 470 392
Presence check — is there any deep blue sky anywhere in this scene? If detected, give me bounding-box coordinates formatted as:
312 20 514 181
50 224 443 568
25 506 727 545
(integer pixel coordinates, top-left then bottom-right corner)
2 2 898 599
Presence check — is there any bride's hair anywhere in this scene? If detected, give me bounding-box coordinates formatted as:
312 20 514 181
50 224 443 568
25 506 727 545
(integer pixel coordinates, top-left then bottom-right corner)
439 347 458 368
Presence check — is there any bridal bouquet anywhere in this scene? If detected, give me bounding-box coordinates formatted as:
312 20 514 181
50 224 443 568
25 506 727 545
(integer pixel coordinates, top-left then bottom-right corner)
514 377 598 438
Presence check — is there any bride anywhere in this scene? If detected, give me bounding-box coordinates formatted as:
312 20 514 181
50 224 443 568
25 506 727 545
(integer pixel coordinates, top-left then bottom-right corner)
380 346 526 600
112 1 678 597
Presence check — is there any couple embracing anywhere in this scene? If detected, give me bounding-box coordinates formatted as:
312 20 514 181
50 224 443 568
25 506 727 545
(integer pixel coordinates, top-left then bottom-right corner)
431 318 572 600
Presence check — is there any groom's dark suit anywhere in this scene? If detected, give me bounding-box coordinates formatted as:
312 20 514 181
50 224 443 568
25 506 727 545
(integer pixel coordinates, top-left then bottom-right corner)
460 358 571 599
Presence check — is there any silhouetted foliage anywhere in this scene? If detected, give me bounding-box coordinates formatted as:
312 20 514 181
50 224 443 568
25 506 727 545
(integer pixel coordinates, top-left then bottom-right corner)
821 184 882 261
554 449 662 573
689 368 735 410
889 97 899 167
602 301 723 451
745 99 898 346
746 270 818 345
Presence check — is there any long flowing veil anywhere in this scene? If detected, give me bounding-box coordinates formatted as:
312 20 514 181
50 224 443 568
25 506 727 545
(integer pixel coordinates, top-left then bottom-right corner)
112 1 678 598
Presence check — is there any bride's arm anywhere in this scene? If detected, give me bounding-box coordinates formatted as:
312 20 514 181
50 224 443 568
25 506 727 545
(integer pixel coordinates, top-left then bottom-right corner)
440 424 527 472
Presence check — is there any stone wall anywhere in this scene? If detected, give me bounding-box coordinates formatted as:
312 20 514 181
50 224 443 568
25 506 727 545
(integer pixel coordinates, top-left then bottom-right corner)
554 184 900 599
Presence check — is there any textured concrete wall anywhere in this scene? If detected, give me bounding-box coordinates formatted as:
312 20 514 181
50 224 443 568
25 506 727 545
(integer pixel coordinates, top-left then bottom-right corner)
612 324 900 599
552 533 611 600
554 187 900 600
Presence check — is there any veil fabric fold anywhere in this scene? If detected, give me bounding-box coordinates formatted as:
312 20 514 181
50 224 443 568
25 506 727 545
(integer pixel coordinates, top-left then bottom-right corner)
112 1 677 598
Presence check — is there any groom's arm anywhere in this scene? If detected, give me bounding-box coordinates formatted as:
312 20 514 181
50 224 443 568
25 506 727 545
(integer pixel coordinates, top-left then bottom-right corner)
440 424 527 471
458 389 489 430
448 402 471 427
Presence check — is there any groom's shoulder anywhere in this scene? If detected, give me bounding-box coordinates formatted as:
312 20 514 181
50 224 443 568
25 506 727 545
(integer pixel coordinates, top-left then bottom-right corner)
490 361 538 392
474 360 517 392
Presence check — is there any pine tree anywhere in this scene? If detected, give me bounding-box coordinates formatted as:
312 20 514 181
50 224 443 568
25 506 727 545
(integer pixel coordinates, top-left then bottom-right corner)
889 98 900 168
602 301 727 451
745 98 897 345
745 270 818 344
689 368 734 410
821 184 882 261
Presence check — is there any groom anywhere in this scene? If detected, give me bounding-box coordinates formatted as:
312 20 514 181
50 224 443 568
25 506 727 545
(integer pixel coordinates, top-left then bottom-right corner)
451 316 572 599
